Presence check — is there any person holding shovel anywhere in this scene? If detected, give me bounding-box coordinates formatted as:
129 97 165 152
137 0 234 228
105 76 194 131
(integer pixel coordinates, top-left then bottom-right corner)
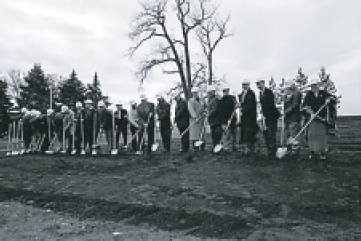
282 79 302 156
137 94 155 154
156 94 171 153
188 87 206 151
302 78 333 160
174 94 190 152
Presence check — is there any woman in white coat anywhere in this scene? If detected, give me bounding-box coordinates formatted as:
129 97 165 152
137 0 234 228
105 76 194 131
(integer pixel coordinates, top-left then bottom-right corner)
187 87 206 150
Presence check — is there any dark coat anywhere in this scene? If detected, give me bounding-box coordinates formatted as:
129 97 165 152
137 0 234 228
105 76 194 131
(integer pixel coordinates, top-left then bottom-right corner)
156 100 171 122
238 89 258 124
114 109 128 127
259 88 280 122
303 90 331 119
137 100 155 125
284 89 302 122
175 98 190 127
218 95 237 125
207 96 221 127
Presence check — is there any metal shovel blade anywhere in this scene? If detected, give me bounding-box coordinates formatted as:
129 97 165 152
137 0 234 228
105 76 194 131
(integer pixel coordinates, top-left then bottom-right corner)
213 144 223 153
194 140 204 147
286 137 299 146
111 149 118 155
135 150 143 155
151 143 159 152
80 149 86 155
91 149 98 155
71 149 77 155
45 150 55 155
6 152 12 157
276 147 288 159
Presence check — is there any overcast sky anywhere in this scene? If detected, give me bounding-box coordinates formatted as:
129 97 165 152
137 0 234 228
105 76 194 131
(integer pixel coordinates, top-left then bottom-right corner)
0 0 360 115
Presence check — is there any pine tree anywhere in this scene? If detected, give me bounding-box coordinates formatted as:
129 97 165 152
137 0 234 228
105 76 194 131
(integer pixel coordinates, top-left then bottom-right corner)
18 63 50 109
0 79 12 136
295 67 308 86
58 70 86 108
85 72 103 107
318 66 336 94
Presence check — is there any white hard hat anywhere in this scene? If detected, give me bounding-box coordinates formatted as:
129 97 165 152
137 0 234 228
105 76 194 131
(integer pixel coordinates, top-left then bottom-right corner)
191 87 199 93
98 101 105 107
140 94 147 100
255 78 266 84
84 99 92 104
222 85 231 90
47 109 54 116
130 100 136 105
309 78 321 86
76 102 83 107
21 107 27 113
61 105 68 113
207 85 216 92
284 79 296 88
242 79 251 85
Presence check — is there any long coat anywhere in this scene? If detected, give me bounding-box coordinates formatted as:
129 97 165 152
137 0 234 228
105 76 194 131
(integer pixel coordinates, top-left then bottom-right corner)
188 97 206 140
238 89 259 143
259 88 280 125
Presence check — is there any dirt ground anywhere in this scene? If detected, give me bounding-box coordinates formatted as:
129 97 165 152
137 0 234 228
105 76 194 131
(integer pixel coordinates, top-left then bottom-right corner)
0 116 360 240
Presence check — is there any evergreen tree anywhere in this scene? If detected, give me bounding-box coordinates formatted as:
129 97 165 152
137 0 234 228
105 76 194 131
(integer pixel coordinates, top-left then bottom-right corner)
0 79 12 136
295 67 308 86
85 72 103 107
318 66 336 94
58 70 86 108
18 63 50 109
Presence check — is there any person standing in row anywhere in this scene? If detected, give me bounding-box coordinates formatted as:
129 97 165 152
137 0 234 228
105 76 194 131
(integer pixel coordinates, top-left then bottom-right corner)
128 101 139 152
302 78 333 160
137 95 155 154
83 99 96 153
174 94 190 152
256 78 280 158
188 87 206 151
218 86 237 152
207 85 221 150
73 102 84 154
238 80 259 154
115 103 128 149
282 79 302 156
156 94 171 152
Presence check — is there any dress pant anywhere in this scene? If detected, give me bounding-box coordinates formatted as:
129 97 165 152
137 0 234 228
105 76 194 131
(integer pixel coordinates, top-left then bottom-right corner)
116 124 127 148
138 122 154 153
262 119 278 157
176 121 189 152
210 124 222 148
130 124 138 151
160 119 171 151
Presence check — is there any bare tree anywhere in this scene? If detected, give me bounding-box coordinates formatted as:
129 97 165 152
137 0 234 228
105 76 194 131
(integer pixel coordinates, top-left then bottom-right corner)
196 7 232 85
129 0 230 99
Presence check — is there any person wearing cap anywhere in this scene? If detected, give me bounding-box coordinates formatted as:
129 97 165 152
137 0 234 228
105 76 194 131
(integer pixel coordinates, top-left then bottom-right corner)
238 80 259 154
207 85 222 151
282 79 302 156
256 78 281 158
72 102 84 154
128 101 139 151
302 78 333 160
174 94 190 152
97 101 113 149
114 103 128 149
156 94 171 152
83 99 96 153
137 94 155 153
218 86 238 152
188 86 206 151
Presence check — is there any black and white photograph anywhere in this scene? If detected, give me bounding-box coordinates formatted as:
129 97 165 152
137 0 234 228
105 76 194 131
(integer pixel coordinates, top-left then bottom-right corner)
0 0 360 240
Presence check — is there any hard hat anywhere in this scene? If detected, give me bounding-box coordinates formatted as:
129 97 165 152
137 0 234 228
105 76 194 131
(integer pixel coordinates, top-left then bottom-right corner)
255 78 266 84
140 94 147 100
191 87 199 93
21 107 28 113
76 102 83 107
156 93 162 99
284 79 296 88
242 79 251 85
98 101 105 107
84 99 92 104
47 109 54 116
61 105 68 113
130 100 136 105
309 78 321 86
207 85 216 92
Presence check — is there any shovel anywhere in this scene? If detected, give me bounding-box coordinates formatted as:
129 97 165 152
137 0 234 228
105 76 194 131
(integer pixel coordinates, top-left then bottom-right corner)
136 113 152 155
80 118 86 155
194 118 207 148
151 121 159 152
287 96 336 146
111 110 118 155
45 133 58 155
123 129 140 150
276 103 287 159
214 109 237 153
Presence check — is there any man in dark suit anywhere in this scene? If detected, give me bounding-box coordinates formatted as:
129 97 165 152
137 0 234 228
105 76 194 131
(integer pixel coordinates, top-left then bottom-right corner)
238 80 259 154
174 94 190 152
256 78 280 158
156 94 171 152
137 94 155 154
114 103 128 149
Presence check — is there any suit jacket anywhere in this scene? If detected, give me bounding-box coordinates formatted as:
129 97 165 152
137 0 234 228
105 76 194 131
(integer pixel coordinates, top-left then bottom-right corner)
175 99 190 125
239 89 257 123
303 90 331 119
219 95 237 125
259 88 280 122
137 101 155 125
114 109 128 127
284 89 302 122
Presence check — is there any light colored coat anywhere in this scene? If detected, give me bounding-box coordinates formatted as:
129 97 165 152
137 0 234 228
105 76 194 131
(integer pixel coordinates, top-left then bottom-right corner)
188 97 206 140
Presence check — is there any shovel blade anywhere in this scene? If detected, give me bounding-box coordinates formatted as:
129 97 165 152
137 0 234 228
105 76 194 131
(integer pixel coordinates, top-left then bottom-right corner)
135 151 143 155
276 147 288 159
214 144 223 153
45 150 55 155
194 140 203 147
286 137 299 146
111 149 118 155
151 143 159 152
